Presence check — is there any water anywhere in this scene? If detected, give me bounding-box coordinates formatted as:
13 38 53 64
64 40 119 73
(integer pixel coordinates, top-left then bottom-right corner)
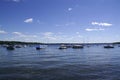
0 45 120 80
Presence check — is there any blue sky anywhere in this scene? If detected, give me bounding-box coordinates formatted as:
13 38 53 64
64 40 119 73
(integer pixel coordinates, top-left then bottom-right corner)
0 0 120 43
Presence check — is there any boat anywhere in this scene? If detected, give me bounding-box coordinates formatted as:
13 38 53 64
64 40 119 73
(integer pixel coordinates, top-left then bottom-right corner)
6 45 15 50
36 45 46 50
104 45 114 48
15 45 22 48
72 45 84 49
23 45 27 48
36 46 42 50
59 45 67 49
2 44 8 47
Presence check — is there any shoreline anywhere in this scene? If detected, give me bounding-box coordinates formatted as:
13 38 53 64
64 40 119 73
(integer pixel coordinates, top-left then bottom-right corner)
0 40 120 45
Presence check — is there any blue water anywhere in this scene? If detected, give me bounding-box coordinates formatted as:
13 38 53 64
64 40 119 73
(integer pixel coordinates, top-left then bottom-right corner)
0 45 120 80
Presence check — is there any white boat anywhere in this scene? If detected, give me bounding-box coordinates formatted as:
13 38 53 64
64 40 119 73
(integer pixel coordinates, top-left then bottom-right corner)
59 45 67 49
36 45 47 50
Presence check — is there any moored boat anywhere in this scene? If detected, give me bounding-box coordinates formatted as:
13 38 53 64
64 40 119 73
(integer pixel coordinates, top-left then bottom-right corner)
15 45 22 48
36 45 46 50
6 45 15 50
36 46 42 50
104 45 114 48
72 45 84 49
59 45 67 49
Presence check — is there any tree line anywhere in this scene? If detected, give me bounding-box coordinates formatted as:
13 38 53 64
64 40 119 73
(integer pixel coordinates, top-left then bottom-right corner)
0 41 43 45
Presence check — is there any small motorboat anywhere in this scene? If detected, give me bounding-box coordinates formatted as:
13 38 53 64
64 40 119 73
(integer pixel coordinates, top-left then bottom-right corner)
36 45 46 50
15 45 22 48
72 45 84 49
6 45 15 50
36 46 42 50
59 45 67 49
104 45 114 48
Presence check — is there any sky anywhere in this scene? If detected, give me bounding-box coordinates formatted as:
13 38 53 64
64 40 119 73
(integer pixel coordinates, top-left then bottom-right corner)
0 0 120 43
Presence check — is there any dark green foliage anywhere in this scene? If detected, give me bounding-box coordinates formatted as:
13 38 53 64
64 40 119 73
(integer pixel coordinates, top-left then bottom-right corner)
0 41 43 45
113 42 120 44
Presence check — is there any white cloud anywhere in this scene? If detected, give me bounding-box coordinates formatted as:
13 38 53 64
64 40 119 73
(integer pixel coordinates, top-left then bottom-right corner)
13 32 22 35
85 28 105 31
0 30 7 34
12 32 37 38
68 8 72 11
40 32 83 43
11 31 84 43
11 32 38 42
24 18 33 23
42 32 53 36
42 32 57 40
92 22 112 26
13 32 26 37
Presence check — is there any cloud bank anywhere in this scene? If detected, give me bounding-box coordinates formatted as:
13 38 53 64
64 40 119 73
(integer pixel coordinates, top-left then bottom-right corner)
85 28 105 31
0 30 7 34
92 22 112 27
